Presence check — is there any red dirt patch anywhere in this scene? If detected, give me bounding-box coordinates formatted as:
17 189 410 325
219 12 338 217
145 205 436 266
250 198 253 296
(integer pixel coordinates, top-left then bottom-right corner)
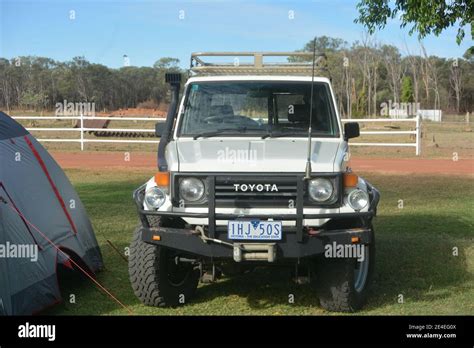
97 107 167 117
349 158 473 176
51 151 157 169
50 151 473 176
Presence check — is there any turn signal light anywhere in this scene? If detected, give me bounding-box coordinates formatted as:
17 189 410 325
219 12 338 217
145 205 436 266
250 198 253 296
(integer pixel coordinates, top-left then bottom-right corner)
154 172 170 187
351 236 360 244
152 235 161 241
343 173 358 188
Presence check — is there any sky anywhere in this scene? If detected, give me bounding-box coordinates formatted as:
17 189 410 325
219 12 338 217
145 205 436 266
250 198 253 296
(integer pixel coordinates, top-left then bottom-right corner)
0 0 472 69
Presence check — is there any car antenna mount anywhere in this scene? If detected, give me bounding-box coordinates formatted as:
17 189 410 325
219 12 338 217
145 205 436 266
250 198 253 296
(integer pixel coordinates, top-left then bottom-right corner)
303 37 317 181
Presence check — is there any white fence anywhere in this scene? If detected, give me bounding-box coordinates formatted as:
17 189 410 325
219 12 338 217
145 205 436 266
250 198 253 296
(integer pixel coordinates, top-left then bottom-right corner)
417 110 442 122
341 115 421 156
388 108 442 123
11 114 163 150
11 114 421 155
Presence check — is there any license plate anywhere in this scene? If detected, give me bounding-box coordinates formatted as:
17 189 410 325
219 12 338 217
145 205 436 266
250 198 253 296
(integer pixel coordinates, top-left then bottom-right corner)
228 220 282 240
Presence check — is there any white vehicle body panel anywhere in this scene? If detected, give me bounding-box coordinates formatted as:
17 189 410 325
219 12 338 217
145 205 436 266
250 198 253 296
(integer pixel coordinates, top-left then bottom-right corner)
175 138 344 173
146 74 362 227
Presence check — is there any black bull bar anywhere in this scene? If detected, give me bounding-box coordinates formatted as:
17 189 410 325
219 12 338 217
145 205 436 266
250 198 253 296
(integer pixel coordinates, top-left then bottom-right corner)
133 176 380 260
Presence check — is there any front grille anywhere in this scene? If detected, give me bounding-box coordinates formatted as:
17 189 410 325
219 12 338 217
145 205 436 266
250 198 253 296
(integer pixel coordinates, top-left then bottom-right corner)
172 173 342 208
215 176 298 208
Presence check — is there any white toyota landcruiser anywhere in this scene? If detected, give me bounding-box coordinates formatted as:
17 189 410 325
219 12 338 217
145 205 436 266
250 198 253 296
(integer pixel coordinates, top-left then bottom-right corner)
129 52 380 312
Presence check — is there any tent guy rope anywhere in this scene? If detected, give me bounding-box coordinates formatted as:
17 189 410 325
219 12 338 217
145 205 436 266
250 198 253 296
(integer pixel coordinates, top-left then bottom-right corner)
0 196 133 315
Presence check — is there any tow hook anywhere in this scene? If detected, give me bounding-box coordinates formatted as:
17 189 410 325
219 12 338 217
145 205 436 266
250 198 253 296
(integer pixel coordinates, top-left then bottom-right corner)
195 226 234 247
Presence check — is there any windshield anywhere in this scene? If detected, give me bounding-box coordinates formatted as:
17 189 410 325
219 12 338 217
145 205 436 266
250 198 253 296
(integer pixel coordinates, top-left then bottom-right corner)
178 81 339 138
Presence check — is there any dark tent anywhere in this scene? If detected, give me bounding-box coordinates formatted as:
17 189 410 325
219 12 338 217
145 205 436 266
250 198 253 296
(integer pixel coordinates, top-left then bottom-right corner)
0 111 103 315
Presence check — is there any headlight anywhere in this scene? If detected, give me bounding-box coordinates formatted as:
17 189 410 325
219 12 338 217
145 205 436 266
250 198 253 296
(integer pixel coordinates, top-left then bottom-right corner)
308 178 334 202
348 189 369 211
179 177 205 202
145 187 166 209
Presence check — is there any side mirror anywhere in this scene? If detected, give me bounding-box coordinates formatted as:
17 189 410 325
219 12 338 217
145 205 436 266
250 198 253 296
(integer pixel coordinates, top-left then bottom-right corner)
155 122 167 137
344 122 360 140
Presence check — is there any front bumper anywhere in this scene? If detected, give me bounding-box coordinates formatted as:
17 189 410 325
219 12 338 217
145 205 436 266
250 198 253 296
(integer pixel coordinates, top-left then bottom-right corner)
134 179 380 261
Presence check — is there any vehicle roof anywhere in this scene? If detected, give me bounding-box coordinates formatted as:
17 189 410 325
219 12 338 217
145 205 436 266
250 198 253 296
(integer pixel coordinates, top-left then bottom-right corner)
186 75 331 84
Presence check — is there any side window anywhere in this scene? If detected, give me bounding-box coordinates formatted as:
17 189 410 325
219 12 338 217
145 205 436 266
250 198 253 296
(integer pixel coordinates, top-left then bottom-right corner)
181 86 204 133
314 88 330 132
317 85 338 135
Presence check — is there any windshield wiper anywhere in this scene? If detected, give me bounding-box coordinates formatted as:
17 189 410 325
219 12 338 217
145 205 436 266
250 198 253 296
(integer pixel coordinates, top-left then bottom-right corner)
261 130 306 139
193 127 248 140
262 133 306 139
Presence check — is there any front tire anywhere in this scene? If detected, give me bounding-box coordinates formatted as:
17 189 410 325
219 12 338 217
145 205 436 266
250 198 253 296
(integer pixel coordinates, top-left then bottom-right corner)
315 228 375 312
128 227 199 307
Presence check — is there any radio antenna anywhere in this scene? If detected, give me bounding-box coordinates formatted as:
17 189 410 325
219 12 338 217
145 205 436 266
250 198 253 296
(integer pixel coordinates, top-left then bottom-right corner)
304 38 317 180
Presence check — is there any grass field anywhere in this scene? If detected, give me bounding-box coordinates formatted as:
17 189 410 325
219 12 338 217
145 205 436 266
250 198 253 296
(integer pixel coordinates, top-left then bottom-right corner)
44 169 474 315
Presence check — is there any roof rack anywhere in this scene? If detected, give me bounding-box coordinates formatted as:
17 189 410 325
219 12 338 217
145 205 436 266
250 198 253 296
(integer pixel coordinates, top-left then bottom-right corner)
190 52 327 76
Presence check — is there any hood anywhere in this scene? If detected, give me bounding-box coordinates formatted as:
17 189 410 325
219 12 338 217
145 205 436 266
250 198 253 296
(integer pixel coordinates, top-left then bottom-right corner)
175 138 343 173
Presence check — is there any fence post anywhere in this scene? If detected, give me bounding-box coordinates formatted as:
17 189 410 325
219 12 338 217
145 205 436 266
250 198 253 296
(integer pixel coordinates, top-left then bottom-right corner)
80 112 84 151
415 114 421 156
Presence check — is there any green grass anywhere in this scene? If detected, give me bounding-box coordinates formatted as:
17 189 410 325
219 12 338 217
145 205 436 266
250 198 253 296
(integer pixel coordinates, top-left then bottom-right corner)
44 169 474 315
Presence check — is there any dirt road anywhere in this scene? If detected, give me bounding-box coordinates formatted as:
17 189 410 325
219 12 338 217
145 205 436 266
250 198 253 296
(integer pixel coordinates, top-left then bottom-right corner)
50 151 473 175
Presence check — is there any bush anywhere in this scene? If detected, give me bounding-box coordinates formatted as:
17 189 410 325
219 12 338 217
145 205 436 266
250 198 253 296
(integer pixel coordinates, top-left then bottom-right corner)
137 99 159 109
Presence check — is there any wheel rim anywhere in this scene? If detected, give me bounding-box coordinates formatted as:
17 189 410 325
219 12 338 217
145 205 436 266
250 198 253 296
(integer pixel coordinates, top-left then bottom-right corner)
354 245 369 293
166 251 194 287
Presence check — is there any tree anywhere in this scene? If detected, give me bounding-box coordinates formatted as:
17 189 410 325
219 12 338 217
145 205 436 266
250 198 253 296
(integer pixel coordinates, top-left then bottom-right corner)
1 37 472 113
403 40 421 105
20 90 48 111
401 76 414 103
355 0 474 44
153 57 180 70
296 36 347 53
450 59 463 113
464 48 474 62
420 42 441 110
380 45 403 104
288 36 349 116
